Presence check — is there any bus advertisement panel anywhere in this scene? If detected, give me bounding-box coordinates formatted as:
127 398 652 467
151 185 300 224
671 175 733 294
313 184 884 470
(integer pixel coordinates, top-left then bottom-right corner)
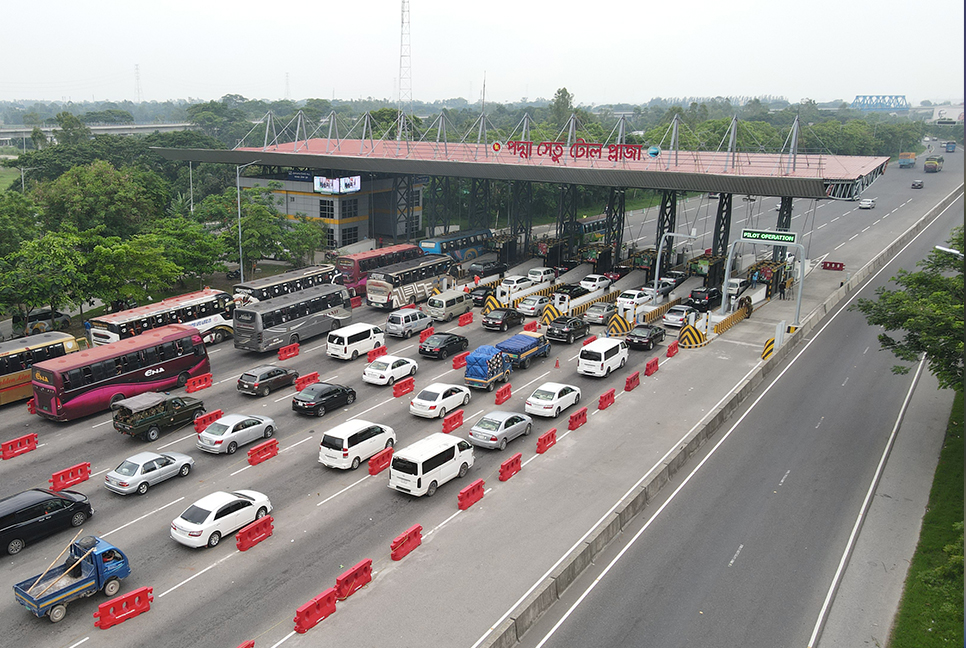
365 255 454 310
334 244 422 295
232 264 338 305
88 288 234 346
0 333 86 405
418 229 491 261
31 324 210 422
233 284 351 352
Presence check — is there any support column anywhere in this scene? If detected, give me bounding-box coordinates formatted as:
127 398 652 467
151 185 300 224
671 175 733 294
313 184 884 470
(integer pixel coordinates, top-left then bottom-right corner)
391 175 418 243
773 196 793 262
604 187 626 263
556 184 578 259
711 193 733 257
468 178 490 231
509 181 534 256
656 190 677 272
425 176 453 236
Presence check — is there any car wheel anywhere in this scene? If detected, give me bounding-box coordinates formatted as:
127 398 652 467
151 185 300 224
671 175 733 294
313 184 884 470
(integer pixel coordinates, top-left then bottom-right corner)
350 457 361 470
405 329 413 339
426 481 438 497
524 423 532 436
461 340 469 351
462 393 470 405
48 604 67 623
289 335 299 345
260 386 270 397
554 408 560 418
7 538 25 555
351 350 359 360
70 511 87 527
446 313 453 322
620 357 626 368
440 350 448 360
136 482 149 496
567 334 574 344
646 341 653 350
388 376 396 386
438 407 447 419
522 358 531 370
316 405 326 417
498 437 508 451
605 367 612 377
179 464 191 478
177 372 190 387
227 442 238 455
486 382 495 392
385 438 395 449
104 577 121 597
213 330 225 344
575 393 581 405
256 507 267 519
193 409 205 420
409 365 417 376
458 462 469 478
146 426 160 442
263 425 274 439
207 532 221 548
346 393 356 404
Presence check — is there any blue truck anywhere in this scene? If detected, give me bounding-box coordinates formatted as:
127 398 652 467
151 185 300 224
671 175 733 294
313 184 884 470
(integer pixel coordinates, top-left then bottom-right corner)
495 332 551 370
13 536 131 623
463 345 513 391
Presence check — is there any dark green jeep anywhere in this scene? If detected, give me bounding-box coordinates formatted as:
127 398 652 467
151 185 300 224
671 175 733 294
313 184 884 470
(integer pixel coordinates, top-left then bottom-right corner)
112 393 206 441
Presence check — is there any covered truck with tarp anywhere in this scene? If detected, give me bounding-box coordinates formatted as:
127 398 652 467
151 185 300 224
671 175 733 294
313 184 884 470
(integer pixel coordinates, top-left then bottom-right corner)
495 332 551 370
111 392 206 441
463 345 512 391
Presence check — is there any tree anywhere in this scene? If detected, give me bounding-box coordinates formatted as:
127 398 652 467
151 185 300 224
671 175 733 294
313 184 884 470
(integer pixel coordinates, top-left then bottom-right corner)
53 111 92 145
0 192 41 257
854 226 964 392
148 217 225 287
283 217 327 267
550 88 574 127
83 234 183 306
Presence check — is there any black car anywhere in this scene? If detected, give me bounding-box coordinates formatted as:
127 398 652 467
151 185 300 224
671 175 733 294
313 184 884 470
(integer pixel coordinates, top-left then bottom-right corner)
237 365 300 396
552 284 591 300
546 316 591 344
467 260 508 278
911 179 924 189
686 287 723 312
419 333 469 359
625 324 667 350
469 285 496 307
482 308 525 332
1 489 93 555
292 383 356 417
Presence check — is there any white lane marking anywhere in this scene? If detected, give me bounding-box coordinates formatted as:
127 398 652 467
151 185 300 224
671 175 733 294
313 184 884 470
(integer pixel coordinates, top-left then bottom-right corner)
92 419 113 429
316 474 370 507
67 639 89 648
466 409 485 422
433 368 457 380
158 551 237 598
831 216 840 222
274 391 298 403
215 377 234 385
282 437 314 451
102 497 185 538
815 417 824 429
308 342 327 353
425 509 462 537
728 544 743 567
834 242 846 250
348 397 394 421
842 376 849 387
230 465 251 476
861 226 870 233
517 370 552 391
817 223 827 230
324 375 339 382
863 347 869 354
396 343 415 352
160 432 196 449
848 234 859 241
208 348 222 354
92 467 111 477
269 631 298 648
779 470 790 486
873 220 880 225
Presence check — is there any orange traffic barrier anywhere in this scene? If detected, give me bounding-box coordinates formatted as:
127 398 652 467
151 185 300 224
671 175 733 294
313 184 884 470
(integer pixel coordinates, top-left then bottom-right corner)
644 357 659 376
582 335 598 346
185 372 212 393
367 345 388 363
392 376 415 398
368 447 393 476
401 303 417 309
598 388 616 410
237 642 255 648
277 343 300 361
452 351 471 369
194 409 223 433
390 524 422 561
335 559 372 600
247 439 279 466
26 397 36 415
1 433 38 461
567 407 588 431
49 462 91 491
499 453 522 481
294 588 337 633
458 312 474 327
523 320 537 332
295 372 320 391
624 371 641 392
442 409 464 433
458 479 485 510
93 586 153 630
419 326 435 343
494 383 512 405
666 341 679 358
536 428 557 454
350 295 363 309
235 515 274 551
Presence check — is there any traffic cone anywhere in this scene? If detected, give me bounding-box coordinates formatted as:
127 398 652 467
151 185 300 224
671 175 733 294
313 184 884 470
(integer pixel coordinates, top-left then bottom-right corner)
554 357 560 369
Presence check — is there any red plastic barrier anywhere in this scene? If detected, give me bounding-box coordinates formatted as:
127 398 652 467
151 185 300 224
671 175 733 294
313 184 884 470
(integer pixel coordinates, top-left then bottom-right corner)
368 447 393 475
567 407 588 431
194 409 223 433
294 587 337 634
335 559 372 601
237 642 255 648
49 462 91 491
390 524 422 561
419 326 435 343
235 515 274 551
644 357 659 376
350 295 363 309
582 335 598 346
1 433 38 460
494 382 512 405
277 343 300 361
442 409 464 433
523 320 537 332
367 345 388 363
401 303 417 309
452 350 471 369
295 372 319 391
247 439 279 466
624 371 641 392
26 397 36 415
93 586 153 630
598 388 616 410
185 372 212 394
536 428 557 454
392 376 415 398
499 453 522 482
666 340 679 358
458 312 474 327
822 261 845 271
458 479 485 510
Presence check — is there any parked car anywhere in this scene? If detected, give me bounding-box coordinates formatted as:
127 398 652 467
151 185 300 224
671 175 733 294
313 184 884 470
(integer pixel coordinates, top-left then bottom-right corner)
516 295 550 317
467 260 507 278
482 308 525 332
858 198 876 209
524 382 581 418
467 411 533 451
170 490 271 548
196 414 275 455
469 285 496 307
419 332 469 359
362 355 418 386
501 275 532 291
409 383 471 419
911 179 924 189
1 489 92 555
625 324 667 350
663 304 696 328
553 284 590 300
579 274 612 292
385 309 432 338
237 365 299 397
651 279 675 296
527 267 556 284
104 451 194 496
583 302 616 325
292 382 356 417
546 316 590 343
616 289 652 310
686 287 723 312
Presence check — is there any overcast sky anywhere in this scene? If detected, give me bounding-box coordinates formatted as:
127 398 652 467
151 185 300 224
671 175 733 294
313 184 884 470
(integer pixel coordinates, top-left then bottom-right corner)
3 0 963 107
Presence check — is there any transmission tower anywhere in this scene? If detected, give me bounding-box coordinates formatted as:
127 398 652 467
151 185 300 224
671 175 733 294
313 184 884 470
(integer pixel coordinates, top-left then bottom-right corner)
398 1 413 121
135 64 142 103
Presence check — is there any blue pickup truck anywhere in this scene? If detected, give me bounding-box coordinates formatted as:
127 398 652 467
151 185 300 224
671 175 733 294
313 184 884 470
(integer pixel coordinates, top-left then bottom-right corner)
495 332 551 370
13 536 131 623
464 345 513 391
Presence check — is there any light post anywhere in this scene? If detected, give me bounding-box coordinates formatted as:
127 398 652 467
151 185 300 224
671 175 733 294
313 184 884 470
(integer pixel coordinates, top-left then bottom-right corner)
935 245 964 260
15 167 36 193
236 160 260 284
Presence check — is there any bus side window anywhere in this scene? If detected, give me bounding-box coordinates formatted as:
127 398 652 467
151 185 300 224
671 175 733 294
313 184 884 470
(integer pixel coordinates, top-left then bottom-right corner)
82 366 95 385
48 343 66 359
160 342 178 360
142 347 159 365
114 358 123 375
67 368 84 389
61 371 71 390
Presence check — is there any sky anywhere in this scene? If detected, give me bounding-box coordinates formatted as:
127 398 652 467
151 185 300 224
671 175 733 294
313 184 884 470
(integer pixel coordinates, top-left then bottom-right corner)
3 0 963 108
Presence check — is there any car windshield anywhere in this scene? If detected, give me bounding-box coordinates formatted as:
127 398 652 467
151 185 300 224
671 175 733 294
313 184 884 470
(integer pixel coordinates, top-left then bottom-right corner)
579 350 602 361
114 460 139 476
588 304 608 313
416 389 440 401
321 435 343 451
488 311 506 320
369 361 390 371
240 373 257 381
530 389 555 401
631 327 651 336
388 315 403 324
424 335 448 346
180 505 211 525
619 292 638 300
476 418 501 431
521 297 539 306
299 384 328 398
204 423 229 436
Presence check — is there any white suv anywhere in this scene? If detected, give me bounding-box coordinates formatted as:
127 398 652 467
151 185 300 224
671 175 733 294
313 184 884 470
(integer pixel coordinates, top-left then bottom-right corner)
501 275 533 291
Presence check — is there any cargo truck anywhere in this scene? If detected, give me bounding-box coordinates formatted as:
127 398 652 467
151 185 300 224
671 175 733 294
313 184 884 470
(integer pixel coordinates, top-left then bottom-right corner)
463 345 513 391
897 152 916 168
495 332 551 370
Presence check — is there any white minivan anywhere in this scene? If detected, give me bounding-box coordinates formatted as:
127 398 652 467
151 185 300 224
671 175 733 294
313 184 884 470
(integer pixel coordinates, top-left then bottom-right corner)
577 338 628 378
326 323 385 360
388 433 474 497
527 267 556 285
318 420 396 470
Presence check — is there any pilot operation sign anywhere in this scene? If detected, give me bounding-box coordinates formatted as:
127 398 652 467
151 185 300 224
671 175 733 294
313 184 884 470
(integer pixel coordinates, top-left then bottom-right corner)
741 229 798 245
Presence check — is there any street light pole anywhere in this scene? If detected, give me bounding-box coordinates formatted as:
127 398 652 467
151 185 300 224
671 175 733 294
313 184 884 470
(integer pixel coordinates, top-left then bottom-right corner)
236 160 260 284
16 167 36 193
935 245 964 260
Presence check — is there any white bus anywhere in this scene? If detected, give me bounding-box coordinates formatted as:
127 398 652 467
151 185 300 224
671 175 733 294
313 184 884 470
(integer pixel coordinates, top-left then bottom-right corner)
89 288 235 346
232 264 339 305
365 255 454 310
233 284 352 352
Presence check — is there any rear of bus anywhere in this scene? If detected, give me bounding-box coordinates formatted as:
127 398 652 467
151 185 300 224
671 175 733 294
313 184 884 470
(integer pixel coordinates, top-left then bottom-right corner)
232 308 267 352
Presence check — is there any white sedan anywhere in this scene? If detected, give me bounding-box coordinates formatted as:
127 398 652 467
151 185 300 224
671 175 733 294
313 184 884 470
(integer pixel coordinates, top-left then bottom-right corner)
616 289 652 309
409 383 471 419
170 490 272 549
525 382 582 418
362 355 418 386
579 274 612 292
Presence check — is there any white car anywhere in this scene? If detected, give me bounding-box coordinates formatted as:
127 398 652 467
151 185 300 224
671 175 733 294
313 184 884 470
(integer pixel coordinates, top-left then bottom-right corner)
858 198 876 209
525 382 582 418
409 383 471 419
616 290 652 309
516 295 550 317
501 275 533 291
579 274 612 292
362 355 418 386
170 490 272 549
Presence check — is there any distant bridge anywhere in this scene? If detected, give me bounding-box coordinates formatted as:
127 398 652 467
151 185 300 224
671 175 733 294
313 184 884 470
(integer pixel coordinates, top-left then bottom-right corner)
0 122 197 145
849 95 911 112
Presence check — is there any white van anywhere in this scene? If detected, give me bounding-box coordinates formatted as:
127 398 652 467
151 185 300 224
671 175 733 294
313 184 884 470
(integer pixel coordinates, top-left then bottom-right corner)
318 420 396 470
326 323 385 360
527 267 556 285
577 338 628 378
388 433 475 497
425 290 472 322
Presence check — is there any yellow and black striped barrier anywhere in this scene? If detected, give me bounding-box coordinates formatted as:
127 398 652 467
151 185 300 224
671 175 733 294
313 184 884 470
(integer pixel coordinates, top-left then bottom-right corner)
569 290 620 317
607 314 632 337
762 337 775 360
481 295 502 316
541 305 563 326
678 324 708 348
713 308 748 335
510 285 556 308
786 325 797 334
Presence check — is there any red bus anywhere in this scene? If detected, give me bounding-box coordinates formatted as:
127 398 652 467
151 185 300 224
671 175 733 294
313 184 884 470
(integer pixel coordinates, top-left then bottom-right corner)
31 324 210 422
335 244 422 295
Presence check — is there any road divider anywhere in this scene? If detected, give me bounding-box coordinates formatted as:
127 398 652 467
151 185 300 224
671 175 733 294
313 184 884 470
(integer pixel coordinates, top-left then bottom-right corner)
367 345 388 363
452 350 471 369
625 371 641 391
458 312 474 327
582 335 597 346
247 439 278 466
294 588 337 633
185 372 212 393
442 409 464 434
295 372 320 391
499 453 522 482
536 428 557 454
495 383 512 405
458 479 485 510
235 515 274 551
420 326 435 342
368 448 393 475
666 340 679 358
598 389 615 410
393 377 415 398
390 524 423 561
335 559 372 600
194 409 223 433
277 343 299 361
49 462 91 491
1 433 38 460
568 407 588 431
644 357 659 376
93 586 153 630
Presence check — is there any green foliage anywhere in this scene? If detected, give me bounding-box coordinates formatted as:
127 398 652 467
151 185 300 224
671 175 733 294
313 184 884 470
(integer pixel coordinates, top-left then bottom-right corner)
549 88 574 127
83 232 183 305
79 109 135 124
0 192 41 256
53 111 92 146
147 217 225 286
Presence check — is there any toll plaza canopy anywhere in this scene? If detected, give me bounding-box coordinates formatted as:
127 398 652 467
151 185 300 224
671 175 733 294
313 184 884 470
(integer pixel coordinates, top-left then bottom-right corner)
154 137 889 200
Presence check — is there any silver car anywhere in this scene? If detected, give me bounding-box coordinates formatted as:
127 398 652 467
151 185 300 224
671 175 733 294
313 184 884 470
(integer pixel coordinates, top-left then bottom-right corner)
583 302 616 325
467 411 533 451
516 295 550 317
104 451 194 496
197 414 275 455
